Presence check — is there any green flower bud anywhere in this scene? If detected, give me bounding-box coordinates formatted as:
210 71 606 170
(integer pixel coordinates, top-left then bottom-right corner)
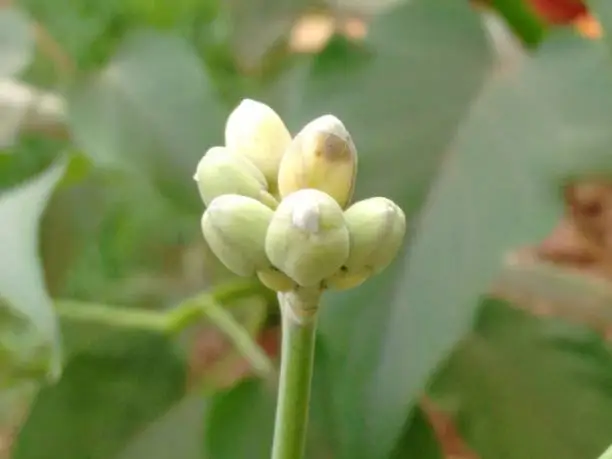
257 269 295 292
225 99 292 191
194 146 278 209
265 189 350 287
277 114 357 208
340 196 406 275
201 194 274 276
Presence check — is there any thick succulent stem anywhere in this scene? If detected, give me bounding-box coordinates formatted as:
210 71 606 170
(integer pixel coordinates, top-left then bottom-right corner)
271 288 321 459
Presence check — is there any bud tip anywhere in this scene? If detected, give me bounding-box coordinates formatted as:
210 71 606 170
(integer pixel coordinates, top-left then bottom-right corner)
291 198 320 233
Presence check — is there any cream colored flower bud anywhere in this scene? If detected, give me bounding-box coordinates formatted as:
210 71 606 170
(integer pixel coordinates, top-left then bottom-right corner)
225 99 292 190
257 269 295 292
331 197 405 287
194 146 278 209
265 189 350 287
201 194 274 276
277 115 357 208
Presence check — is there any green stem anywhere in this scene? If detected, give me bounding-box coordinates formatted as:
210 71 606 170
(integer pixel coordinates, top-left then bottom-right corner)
55 300 168 332
55 280 274 377
197 299 275 379
271 288 321 459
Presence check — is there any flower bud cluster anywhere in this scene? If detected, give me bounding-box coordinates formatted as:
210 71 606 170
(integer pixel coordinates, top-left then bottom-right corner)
195 99 406 292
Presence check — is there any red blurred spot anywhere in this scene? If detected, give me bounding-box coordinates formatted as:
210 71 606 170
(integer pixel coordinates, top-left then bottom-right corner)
527 0 587 24
257 326 281 359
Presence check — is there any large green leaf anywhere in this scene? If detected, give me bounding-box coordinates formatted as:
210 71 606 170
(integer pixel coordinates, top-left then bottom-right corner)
12 331 187 459
365 30 612 459
68 29 225 212
0 7 36 147
0 160 66 387
589 0 612 53
0 7 34 78
488 0 545 47
204 378 276 459
204 341 339 459
598 444 612 459
430 298 612 459
291 0 492 212
289 2 493 458
116 393 207 459
390 406 443 459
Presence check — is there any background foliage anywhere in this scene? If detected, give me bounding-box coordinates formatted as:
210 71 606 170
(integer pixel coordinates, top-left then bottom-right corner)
2 0 612 458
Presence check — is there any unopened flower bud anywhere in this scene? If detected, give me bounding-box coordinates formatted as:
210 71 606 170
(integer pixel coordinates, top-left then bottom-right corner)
202 194 274 276
225 99 292 190
278 115 357 208
339 196 405 275
326 197 405 290
257 269 295 292
265 189 349 287
194 146 278 209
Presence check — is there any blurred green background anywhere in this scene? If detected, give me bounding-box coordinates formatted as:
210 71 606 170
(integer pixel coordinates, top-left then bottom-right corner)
4 0 612 458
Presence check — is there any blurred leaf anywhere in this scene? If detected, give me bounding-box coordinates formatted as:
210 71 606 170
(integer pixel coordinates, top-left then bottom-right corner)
68 29 225 212
589 0 612 52
0 8 36 147
189 296 269 395
360 29 612 459
17 0 122 72
292 0 493 214
204 377 275 459
40 166 108 296
325 0 401 16
390 406 443 459
115 392 206 459
205 342 334 459
430 298 612 459
221 0 311 71
497 255 612 326
488 0 545 47
293 2 493 458
0 160 66 388
598 444 612 459
13 332 187 459
0 7 34 78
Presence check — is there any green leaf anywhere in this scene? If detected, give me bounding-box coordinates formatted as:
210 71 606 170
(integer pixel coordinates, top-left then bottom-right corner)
292 2 493 458
292 0 493 214
0 7 34 78
12 332 187 459
115 393 206 459
67 29 225 212
0 160 67 387
220 0 308 70
204 378 276 459
598 444 612 459
204 342 337 459
390 406 443 459
362 30 612 459
588 0 612 53
430 298 612 459
488 0 545 47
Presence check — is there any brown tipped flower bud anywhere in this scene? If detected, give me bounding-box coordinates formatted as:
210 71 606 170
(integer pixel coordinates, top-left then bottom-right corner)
277 115 357 208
